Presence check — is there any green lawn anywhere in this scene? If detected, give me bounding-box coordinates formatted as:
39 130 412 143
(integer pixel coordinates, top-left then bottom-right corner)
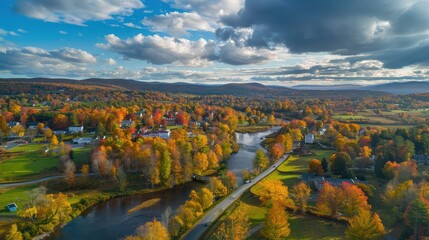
72 147 92 166
0 185 37 215
247 214 347 240
278 148 334 174
0 144 59 183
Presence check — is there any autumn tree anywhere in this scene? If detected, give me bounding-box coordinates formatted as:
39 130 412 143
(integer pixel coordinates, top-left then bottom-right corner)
317 182 343 217
270 144 284 161
261 203 290 240
341 182 370 218
50 135 59 146
308 159 324 176
193 152 208 174
255 148 269 171
224 171 237 192
127 218 170 240
383 180 418 215
253 180 293 208
207 150 219 170
5 224 23 240
213 211 250 240
44 128 53 141
199 188 214 210
209 177 228 198
291 182 311 212
64 160 76 186
345 210 385 240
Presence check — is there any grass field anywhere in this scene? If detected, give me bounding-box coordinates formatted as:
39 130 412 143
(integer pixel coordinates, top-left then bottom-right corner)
72 147 92 166
334 108 429 128
278 149 334 174
0 144 59 183
0 185 37 215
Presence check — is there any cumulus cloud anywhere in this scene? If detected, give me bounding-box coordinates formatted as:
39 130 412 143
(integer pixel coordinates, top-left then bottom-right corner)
106 58 117 65
97 33 278 66
124 22 143 29
142 0 243 35
15 0 144 25
142 12 214 36
97 33 214 66
0 46 96 76
163 0 243 18
222 0 429 68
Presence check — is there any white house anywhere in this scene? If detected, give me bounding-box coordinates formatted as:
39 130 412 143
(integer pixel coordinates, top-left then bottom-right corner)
158 130 170 139
69 126 84 133
121 120 134 128
140 129 171 139
72 138 92 144
304 133 315 144
8 122 20 128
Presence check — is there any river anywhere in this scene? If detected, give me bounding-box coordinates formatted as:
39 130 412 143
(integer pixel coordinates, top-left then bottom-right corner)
49 127 278 240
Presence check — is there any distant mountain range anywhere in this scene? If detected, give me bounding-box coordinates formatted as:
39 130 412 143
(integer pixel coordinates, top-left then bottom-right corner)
292 81 429 94
0 78 427 97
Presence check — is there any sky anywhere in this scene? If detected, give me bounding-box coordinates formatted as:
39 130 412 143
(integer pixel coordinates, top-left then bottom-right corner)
1 0 429 86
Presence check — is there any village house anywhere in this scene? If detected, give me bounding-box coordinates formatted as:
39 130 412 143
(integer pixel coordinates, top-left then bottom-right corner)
121 120 134 128
301 174 364 191
68 126 84 133
8 121 20 128
139 129 171 139
304 133 315 144
413 155 429 165
27 122 39 129
7 203 17 212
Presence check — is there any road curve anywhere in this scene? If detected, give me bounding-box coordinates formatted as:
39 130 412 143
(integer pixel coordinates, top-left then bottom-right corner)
0 173 97 189
181 154 290 240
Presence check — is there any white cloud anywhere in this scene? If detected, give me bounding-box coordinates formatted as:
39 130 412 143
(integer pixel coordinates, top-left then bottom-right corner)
163 0 243 18
97 33 279 66
59 30 68 35
124 22 143 29
142 11 214 36
0 46 97 76
0 29 18 37
15 0 144 25
106 58 117 65
97 33 214 66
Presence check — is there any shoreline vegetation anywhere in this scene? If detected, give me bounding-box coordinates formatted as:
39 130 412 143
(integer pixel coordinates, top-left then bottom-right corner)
235 125 272 133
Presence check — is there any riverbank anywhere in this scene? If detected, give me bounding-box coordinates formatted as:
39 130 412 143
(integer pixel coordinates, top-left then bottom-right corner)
235 125 272 133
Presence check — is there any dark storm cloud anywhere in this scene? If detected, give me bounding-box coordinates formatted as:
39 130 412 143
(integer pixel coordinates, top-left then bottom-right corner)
222 0 429 68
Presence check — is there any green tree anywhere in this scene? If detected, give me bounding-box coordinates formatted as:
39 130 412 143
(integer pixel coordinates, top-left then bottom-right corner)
404 198 429 237
160 150 172 185
329 152 352 175
255 148 269 171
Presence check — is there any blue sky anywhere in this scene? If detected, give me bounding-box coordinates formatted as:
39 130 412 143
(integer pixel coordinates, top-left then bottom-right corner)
1 0 429 86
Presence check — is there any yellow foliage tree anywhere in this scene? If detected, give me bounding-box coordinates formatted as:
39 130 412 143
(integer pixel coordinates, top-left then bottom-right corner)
261 203 290 239
345 210 385 240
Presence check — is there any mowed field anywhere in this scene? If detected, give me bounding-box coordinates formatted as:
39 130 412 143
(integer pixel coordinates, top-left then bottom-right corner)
0 144 92 183
334 108 429 128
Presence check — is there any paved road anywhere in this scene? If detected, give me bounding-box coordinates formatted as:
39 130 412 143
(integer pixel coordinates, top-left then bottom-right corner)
0 173 97 189
182 154 290 240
